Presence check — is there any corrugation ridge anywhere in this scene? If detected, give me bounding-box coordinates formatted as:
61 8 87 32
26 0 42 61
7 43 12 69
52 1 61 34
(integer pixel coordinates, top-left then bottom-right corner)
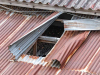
0 13 17 32
65 31 100 70
44 31 75 62
9 12 56 45
2 62 19 75
75 32 100 69
65 32 96 69
27 65 42 75
88 51 100 74
12 0 100 10
13 15 44 45
43 31 89 69
0 12 10 25
0 11 54 73
59 70 95 75
1 62 15 75
0 14 25 44
0 54 13 71
20 63 33 75
9 62 26 75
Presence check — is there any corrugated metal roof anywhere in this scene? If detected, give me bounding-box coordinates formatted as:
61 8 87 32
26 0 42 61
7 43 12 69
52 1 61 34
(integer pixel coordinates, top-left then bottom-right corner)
15 0 100 11
27 65 59 75
18 54 45 65
1 9 100 75
43 31 90 68
58 70 96 75
9 12 61 60
62 31 100 75
27 31 99 75
0 10 60 74
2 62 33 75
64 19 100 30
1 31 99 75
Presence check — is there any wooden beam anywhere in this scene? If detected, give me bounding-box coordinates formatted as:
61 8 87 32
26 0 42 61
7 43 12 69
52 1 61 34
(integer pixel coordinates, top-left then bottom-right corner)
23 41 36 54
56 19 63 23
38 36 60 44
33 41 37 56
23 36 59 54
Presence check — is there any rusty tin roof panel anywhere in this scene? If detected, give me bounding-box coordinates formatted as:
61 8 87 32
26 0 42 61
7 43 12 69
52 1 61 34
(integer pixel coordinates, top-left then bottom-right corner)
0 10 59 73
63 31 100 75
16 0 100 11
43 31 90 68
2 62 33 75
27 65 59 75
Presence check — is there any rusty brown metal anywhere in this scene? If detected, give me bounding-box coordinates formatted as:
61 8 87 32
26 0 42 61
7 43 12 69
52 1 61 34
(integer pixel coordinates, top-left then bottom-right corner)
58 70 96 75
0 9 100 75
44 31 90 69
61 31 100 75
0 10 58 74
64 19 100 31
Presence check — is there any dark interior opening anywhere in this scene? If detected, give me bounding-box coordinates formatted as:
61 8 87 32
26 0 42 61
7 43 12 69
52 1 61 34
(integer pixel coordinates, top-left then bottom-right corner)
42 22 64 38
37 42 54 57
58 13 73 20
26 13 73 57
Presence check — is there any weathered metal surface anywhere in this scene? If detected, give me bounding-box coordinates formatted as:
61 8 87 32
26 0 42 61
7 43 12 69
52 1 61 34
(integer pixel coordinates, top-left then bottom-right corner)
38 36 60 44
11 0 100 11
63 31 100 75
1 0 100 16
1 31 100 75
2 62 33 75
18 54 44 65
9 12 62 60
1 9 100 75
27 65 59 75
58 70 96 75
64 19 100 31
71 14 98 20
0 10 60 74
44 31 90 69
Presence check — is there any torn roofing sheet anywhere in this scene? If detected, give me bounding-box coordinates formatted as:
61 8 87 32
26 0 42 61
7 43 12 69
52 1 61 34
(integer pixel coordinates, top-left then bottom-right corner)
8 12 62 60
11 0 100 11
64 19 100 31
1 31 99 75
18 54 44 65
0 10 61 73
62 31 100 75
1 10 100 75
43 31 90 69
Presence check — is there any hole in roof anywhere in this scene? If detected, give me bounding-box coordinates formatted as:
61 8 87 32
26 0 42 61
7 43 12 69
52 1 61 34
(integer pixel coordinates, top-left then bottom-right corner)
24 12 73 57
25 13 98 57
26 22 64 57
10 11 73 59
58 13 73 20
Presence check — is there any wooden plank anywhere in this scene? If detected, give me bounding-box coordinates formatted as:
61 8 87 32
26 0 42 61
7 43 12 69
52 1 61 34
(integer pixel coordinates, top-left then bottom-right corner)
33 41 37 56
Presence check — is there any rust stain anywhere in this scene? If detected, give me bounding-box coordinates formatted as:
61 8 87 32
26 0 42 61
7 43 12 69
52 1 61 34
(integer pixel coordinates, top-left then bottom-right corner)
21 54 26 59
0 10 56 74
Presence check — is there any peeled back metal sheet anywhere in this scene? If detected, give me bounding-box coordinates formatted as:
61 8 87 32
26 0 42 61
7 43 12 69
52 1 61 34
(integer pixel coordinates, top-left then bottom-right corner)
64 19 100 31
9 12 62 60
